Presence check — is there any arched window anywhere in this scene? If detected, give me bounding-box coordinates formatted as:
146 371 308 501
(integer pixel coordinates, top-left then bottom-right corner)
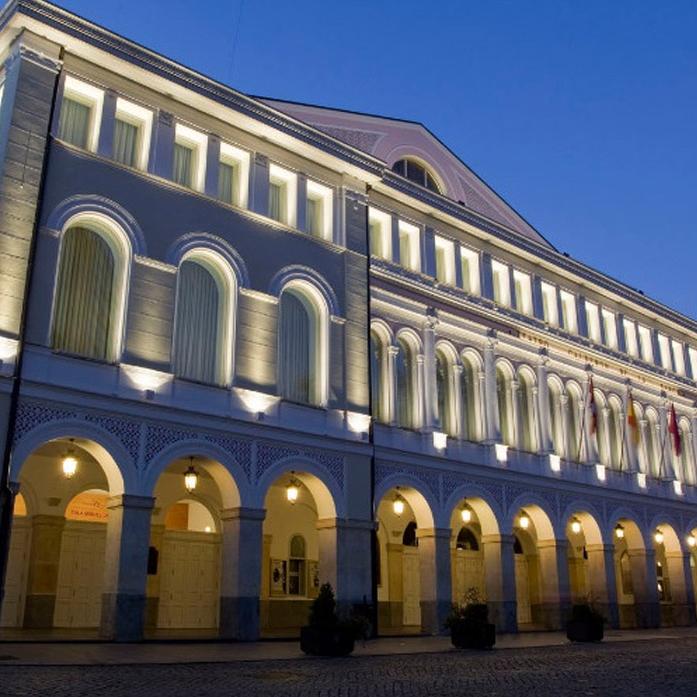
548 379 564 457
52 224 125 362
567 386 582 461
644 409 661 478
173 255 232 385
496 367 514 446
370 329 388 423
391 158 441 193
288 534 306 596
518 371 536 452
395 336 416 429
279 285 326 406
456 527 479 551
435 350 456 436
461 357 478 441
595 392 610 466
607 399 623 470
678 420 695 485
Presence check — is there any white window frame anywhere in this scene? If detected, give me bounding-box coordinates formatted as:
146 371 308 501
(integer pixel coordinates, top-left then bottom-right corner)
174 123 207 192
219 141 250 208
368 207 392 260
61 76 104 153
689 347 697 378
585 301 601 343
491 259 510 307
460 246 480 294
601 309 617 349
672 340 686 375
269 163 297 227
540 281 558 326
512 269 532 315
657 333 672 370
398 220 421 272
434 235 455 285
305 179 333 241
638 325 654 363
114 97 152 171
623 318 639 357
560 290 578 333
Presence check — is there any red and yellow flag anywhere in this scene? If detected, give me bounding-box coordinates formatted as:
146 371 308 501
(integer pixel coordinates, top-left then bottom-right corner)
627 392 639 446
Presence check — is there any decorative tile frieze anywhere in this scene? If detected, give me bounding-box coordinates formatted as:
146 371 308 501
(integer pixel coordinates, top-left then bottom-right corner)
255 443 344 489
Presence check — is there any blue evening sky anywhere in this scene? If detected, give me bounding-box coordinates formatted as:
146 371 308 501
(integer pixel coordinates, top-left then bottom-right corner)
57 0 697 318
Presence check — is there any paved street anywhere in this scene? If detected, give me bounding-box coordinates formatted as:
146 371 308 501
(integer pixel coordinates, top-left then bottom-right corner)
1 636 696 697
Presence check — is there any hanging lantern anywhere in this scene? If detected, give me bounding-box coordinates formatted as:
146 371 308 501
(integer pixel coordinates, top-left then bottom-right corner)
518 513 530 530
184 457 198 493
286 476 300 504
61 439 78 479
615 524 625 540
393 494 405 517
654 529 664 545
461 505 472 524
687 535 696 548
570 518 582 535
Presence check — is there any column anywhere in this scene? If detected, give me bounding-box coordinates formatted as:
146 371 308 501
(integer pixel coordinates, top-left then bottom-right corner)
585 544 620 628
638 418 649 475
23 515 65 627
385 543 404 629
296 173 307 233
623 388 638 473
96 87 117 157
510 378 521 449
452 364 464 439
387 345 399 426
152 110 174 180
145 522 164 630
415 353 426 430
316 518 373 614
391 216 401 266
416 527 451 635
249 152 269 216
536 539 570 629
219 507 265 640
204 133 221 198
665 550 695 626
559 394 570 459
600 406 611 465
481 533 517 632
483 333 499 443
659 402 675 481
100 495 154 641
628 547 660 628
536 354 552 454
422 315 438 431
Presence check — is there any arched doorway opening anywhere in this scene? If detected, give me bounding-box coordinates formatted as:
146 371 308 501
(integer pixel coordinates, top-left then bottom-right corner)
613 517 652 628
260 470 336 638
1 438 122 637
147 456 238 637
652 524 689 626
376 486 434 635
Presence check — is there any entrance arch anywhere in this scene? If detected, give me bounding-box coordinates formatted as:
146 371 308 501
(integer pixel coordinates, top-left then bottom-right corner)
650 522 691 626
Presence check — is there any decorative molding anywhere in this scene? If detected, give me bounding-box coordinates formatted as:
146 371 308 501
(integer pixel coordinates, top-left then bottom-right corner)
255 442 344 489
133 255 176 273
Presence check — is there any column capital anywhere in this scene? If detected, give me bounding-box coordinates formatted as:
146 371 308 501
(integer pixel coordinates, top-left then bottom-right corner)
106 494 154 511
220 506 266 522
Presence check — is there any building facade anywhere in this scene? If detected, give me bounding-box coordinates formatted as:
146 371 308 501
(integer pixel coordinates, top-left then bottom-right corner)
0 0 696 641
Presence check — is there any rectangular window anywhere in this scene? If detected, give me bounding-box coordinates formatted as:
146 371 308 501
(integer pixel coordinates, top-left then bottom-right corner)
672 340 686 375
173 124 207 191
541 282 558 326
434 235 455 285
58 76 104 152
602 309 617 349
306 179 333 240
585 302 601 342
218 142 250 208
398 220 421 272
460 246 480 294
268 163 297 226
624 318 638 357
638 325 654 363
689 347 697 378
368 207 391 259
491 260 510 307
658 333 672 370
113 98 152 170
560 290 577 333
513 270 532 315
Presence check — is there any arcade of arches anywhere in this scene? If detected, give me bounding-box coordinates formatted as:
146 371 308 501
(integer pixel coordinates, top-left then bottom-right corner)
2 436 696 639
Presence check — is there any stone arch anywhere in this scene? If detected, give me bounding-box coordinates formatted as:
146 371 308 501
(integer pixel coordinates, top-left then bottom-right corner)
505 493 558 540
374 472 436 529
384 146 451 197
269 265 340 317
606 508 648 549
144 439 249 509
561 501 605 546
441 483 502 535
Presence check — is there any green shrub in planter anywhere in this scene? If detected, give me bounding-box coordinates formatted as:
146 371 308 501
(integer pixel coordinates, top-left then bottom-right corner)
300 583 364 657
446 601 496 650
566 604 604 643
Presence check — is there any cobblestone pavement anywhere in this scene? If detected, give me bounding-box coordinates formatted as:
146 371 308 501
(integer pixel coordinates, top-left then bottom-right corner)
1 637 695 697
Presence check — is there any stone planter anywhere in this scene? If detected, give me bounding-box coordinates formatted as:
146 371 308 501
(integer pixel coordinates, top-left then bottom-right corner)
300 625 355 657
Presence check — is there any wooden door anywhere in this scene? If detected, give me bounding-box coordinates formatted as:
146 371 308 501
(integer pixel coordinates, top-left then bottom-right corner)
0 519 31 627
54 523 106 628
157 531 221 629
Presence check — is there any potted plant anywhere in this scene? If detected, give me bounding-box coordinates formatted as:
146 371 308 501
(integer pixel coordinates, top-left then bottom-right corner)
300 583 363 656
446 588 496 650
566 603 604 642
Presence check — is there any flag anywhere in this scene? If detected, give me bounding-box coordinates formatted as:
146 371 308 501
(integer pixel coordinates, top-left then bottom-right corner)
627 392 639 446
588 376 598 435
668 403 682 458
